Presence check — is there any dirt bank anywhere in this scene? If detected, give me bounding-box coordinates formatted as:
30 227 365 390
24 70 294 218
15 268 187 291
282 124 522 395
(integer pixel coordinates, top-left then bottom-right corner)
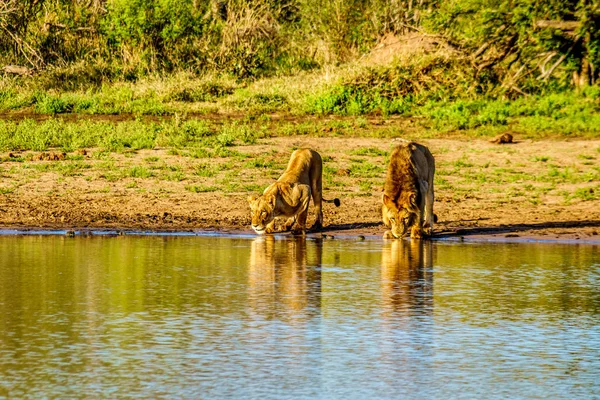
1 136 599 244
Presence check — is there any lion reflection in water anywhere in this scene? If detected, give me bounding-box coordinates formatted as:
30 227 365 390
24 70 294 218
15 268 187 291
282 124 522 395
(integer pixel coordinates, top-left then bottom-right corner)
248 236 322 316
381 239 433 315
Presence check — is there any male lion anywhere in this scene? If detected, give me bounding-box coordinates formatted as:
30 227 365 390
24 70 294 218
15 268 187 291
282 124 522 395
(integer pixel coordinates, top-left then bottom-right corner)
382 141 435 239
247 148 340 235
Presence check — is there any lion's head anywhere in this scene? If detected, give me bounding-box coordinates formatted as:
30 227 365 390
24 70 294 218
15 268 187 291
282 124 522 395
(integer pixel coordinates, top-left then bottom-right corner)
382 192 418 238
247 194 276 234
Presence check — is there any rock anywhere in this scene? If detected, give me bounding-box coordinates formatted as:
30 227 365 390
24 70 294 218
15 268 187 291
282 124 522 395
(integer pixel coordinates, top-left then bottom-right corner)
490 132 514 144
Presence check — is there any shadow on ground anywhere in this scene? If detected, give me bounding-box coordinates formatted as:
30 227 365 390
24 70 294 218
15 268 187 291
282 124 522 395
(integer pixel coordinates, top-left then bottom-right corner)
435 220 600 238
321 222 382 232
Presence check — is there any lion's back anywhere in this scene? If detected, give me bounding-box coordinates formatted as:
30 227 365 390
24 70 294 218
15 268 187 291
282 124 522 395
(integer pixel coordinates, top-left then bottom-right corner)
385 141 434 198
280 148 321 184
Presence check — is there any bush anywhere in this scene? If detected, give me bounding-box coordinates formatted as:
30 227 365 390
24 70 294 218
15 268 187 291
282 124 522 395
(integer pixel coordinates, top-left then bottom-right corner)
306 56 479 116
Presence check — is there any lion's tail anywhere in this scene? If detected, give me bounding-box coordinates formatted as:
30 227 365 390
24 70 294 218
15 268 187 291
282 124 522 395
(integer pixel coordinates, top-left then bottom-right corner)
324 198 341 207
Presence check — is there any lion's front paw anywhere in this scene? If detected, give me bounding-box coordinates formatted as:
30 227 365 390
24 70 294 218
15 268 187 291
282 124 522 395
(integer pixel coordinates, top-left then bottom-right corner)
265 227 274 234
383 230 396 239
410 227 423 240
310 221 323 232
283 223 294 232
423 226 433 237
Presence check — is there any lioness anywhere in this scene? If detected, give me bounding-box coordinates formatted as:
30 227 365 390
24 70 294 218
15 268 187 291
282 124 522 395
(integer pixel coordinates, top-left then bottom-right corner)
382 141 435 239
248 148 340 235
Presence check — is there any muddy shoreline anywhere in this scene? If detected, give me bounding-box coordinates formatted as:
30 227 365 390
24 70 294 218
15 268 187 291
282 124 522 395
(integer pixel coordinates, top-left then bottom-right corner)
1 224 599 245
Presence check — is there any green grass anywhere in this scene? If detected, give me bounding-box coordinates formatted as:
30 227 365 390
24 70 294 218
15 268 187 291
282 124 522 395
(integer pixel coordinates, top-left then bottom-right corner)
349 161 384 178
349 147 387 157
0 118 220 152
243 183 263 192
129 166 153 178
163 171 186 181
186 148 211 158
244 158 276 169
195 163 218 177
55 161 91 177
358 180 373 192
453 157 474 168
532 156 550 162
578 154 595 160
185 185 219 193
571 186 599 201
1 58 599 141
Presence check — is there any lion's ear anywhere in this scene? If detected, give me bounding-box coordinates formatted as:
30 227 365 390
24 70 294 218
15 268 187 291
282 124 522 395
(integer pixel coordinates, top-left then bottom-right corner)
383 194 396 210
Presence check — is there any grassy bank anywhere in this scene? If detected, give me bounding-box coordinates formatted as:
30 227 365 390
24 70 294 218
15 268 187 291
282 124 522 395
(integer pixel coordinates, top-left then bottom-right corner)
2 61 600 142
1 118 599 203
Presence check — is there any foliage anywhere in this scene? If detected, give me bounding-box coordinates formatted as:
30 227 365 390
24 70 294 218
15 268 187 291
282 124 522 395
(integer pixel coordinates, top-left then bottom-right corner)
306 55 481 115
0 0 435 79
425 0 600 91
1 0 598 98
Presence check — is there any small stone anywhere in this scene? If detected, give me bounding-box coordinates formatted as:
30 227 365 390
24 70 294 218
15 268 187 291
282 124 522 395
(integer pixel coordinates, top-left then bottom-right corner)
490 132 514 144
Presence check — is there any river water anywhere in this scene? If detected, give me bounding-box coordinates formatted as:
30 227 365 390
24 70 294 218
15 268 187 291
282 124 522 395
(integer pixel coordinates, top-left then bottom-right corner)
0 235 599 399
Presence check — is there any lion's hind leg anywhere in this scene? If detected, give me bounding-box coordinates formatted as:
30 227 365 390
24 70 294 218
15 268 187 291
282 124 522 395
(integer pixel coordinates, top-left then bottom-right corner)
410 218 424 240
420 179 434 237
310 173 324 231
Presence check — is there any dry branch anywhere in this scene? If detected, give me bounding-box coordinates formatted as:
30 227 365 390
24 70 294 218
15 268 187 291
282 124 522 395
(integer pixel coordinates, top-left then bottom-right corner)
2 65 33 75
0 25 44 68
535 20 581 32
537 40 579 81
472 42 489 59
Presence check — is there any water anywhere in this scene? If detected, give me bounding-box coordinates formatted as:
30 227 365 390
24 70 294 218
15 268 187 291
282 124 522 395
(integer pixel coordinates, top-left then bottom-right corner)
0 235 599 399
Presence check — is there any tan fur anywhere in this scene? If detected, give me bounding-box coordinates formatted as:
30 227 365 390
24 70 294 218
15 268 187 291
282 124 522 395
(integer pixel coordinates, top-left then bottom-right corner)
247 148 339 235
382 141 435 239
